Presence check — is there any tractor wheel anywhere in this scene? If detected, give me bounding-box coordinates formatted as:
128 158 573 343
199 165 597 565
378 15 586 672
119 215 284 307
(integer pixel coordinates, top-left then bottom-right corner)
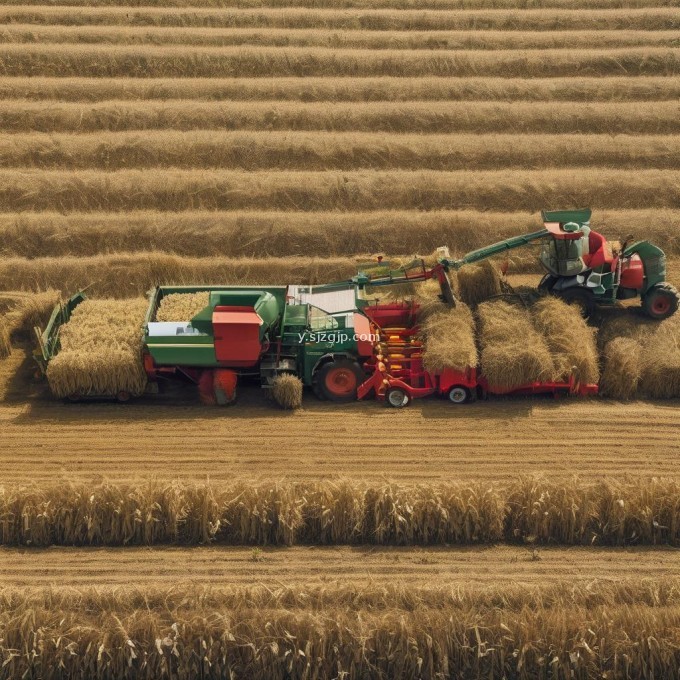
537 274 558 293
317 359 363 403
447 385 472 404
386 387 410 408
642 283 679 321
553 288 596 319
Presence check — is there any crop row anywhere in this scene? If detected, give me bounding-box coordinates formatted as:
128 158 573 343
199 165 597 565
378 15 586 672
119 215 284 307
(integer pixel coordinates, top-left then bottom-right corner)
2 477 680 546
0 168 675 212
2 100 678 134
2 25 679 49
0 75 677 102
1 6 678 30
1 131 678 170
1 209 677 258
1 44 678 77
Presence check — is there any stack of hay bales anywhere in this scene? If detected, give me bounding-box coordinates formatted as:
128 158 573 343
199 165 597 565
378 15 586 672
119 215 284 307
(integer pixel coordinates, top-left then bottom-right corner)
477 300 557 391
456 261 502 307
531 296 600 385
599 312 680 399
271 374 303 410
46 298 148 398
155 292 210 322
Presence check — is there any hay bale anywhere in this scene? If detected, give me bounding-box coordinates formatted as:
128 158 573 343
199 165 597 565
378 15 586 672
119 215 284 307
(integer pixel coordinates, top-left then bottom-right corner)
456 261 502 307
420 305 477 373
477 300 556 391
271 374 303 410
46 298 148 398
155 292 210 322
599 337 642 400
639 317 680 399
599 312 680 399
531 296 600 384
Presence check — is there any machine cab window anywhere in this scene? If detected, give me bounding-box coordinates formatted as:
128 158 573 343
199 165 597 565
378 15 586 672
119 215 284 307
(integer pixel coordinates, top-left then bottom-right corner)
308 305 339 331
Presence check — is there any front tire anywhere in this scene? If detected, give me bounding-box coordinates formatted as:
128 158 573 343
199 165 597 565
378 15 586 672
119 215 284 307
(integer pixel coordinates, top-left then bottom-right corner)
316 359 363 403
386 388 410 408
447 386 472 404
642 283 679 320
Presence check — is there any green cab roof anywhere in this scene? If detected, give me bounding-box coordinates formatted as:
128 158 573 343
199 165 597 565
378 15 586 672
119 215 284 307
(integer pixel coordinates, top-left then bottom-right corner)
541 208 592 225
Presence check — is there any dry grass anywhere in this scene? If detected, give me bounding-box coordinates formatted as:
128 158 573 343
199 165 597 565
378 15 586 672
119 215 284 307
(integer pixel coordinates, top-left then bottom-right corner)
0 75 676 102
1 209 678 259
0 169 676 212
3 25 680 50
1 476 679 547
3 0 677 8
154 291 209 321
0 290 60 358
271 373 304 409
3 131 680 171
531 296 600 384
477 300 557 390
0 6 676 30
3 99 679 135
45 298 148 398
0 254 361 297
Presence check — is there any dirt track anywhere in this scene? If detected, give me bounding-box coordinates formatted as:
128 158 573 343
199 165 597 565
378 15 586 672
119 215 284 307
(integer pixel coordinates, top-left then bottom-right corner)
1 545 677 588
0 387 677 483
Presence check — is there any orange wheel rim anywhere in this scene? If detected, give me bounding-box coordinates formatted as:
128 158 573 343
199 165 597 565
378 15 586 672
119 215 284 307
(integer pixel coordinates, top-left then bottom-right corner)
325 368 356 396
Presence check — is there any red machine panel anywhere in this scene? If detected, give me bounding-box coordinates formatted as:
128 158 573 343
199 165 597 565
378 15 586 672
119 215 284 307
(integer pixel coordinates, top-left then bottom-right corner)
619 253 644 290
212 306 263 367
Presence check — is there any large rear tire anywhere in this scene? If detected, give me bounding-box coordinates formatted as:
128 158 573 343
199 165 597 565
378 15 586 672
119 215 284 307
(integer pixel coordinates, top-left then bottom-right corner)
316 359 363 403
642 283 679 320
553 287 596 319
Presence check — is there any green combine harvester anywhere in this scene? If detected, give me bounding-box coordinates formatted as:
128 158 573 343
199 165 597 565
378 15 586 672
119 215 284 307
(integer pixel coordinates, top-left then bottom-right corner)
36 209 677 406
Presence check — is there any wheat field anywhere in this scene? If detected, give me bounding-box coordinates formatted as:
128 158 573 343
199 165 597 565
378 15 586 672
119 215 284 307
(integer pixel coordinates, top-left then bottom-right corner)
0 0 678 676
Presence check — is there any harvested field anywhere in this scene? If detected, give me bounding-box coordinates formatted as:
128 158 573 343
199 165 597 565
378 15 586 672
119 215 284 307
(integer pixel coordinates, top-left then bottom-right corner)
0 398 677 484
2 545 679 588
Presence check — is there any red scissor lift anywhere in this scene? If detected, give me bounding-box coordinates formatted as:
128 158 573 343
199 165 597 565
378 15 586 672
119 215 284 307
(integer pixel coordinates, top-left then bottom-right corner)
358 300 598 408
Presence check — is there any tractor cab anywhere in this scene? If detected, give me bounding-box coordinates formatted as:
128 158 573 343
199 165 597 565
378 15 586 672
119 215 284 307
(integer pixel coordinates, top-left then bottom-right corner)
537 208 678 319
539 208 609 278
